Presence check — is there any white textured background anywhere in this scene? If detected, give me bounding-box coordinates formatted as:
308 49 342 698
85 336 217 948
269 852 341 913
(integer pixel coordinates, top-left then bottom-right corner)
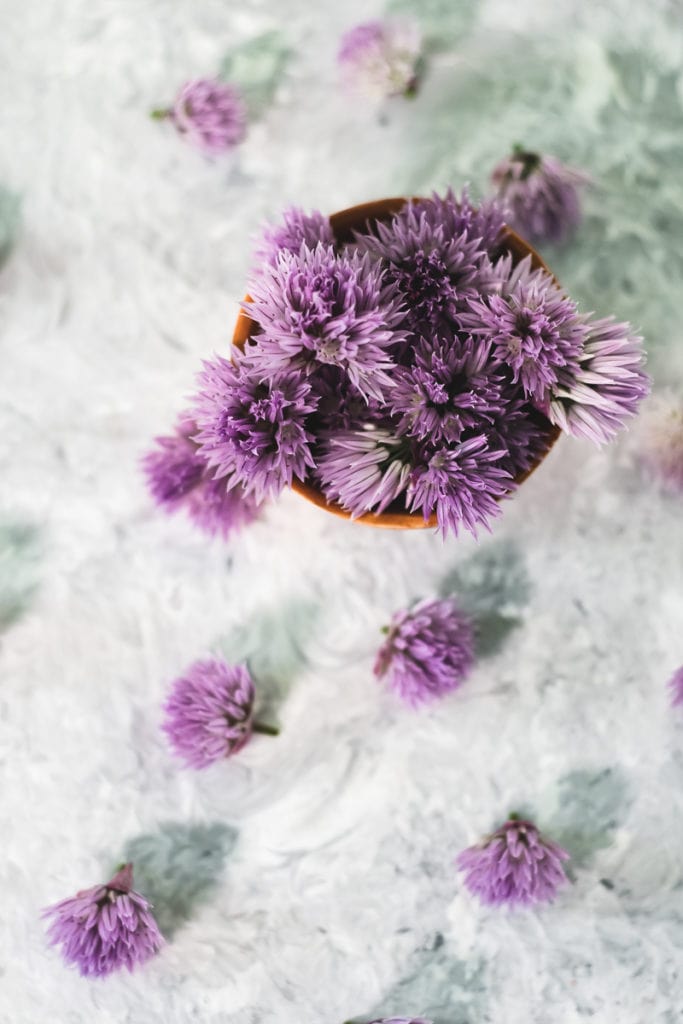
2 2 683 1022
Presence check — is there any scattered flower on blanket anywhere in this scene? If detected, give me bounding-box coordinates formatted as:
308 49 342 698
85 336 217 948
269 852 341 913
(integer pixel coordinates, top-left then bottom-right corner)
456 816 569 907
491 146 589 245
636 390 683 492
668 666 683 707
253 207 335 272
163 658 277 769
152 78 247 154
142 415 262 538
42 863 163 977
338 19 422 100
374 597 475 705
368 1018 433 1024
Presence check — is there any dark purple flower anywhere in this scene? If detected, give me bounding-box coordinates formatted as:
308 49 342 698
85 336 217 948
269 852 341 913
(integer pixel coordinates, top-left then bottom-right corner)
159 78 247 154
461 256 586 403
492 147 589 245
390 333 506 444
354 196 496 332
193 350 318 502
406 436 512 538
142 415 262 538
252 207 335 273
410 188 506 258
338 20 422 100
246 245 407 400
486 389 554 477
548 316 650 444
457 817 569 907
163 659 260 769
374 597 474 706
637 391 683 492
669 666 683 707
315 427 412 516
42 863 163 977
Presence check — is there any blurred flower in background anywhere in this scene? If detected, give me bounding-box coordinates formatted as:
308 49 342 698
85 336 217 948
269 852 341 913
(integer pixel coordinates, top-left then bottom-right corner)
491 146 589 245
668 665 683 707
636 390 683 493
338 20 423 100
153 78 247 154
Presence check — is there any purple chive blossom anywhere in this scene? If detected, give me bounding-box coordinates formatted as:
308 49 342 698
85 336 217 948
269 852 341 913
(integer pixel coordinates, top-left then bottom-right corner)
410 188 507 259
636 391 683 491
354 203 488 332
368 1018 433 1024
491 147 589 245
374 597 474 706
487 389 554 477
407 436 512 538
461 255 586 403
246 244 407 401
193 349 318 502
42 863 163 977
338 19 422 100
162 659 274 769
142 415 262 538
155 79 247 154
548 317 650 444
252 207 335 273
315 427 412 516
457 817 570 907
390 334 505 444
669 666 683 707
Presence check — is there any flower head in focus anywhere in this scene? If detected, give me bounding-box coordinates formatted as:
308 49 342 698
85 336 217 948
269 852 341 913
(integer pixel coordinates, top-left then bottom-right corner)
374 597 475 705
42 863 163 977
635 390 683 492
315 427 413 517
492 146 588 245
154 78 247 154
162 658 258 768
457 817 569 907
246 244 407 401
142 415 262 538
252 207 335 273
193 350 318 502
338 20 422 100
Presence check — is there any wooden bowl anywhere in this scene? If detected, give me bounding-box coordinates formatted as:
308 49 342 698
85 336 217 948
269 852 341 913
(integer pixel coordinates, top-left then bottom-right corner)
232 197 561 529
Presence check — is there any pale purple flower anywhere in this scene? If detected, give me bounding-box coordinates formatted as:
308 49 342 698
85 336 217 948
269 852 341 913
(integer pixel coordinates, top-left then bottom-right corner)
547 316 650 444
158 79 247 154
245 245 407 401
410 188 506 258
142 415 262 538
315 427 412 517
163 659 263 769
42 863 163 977
389 334 506 444
252 207 335 273
636 390 683 492
338 20 422 100
461 256 586 403
668 666 683 707
193 350 318 502
374 597 474 706
457 817 569 907
407 436 512 538
354 204 488 333
369 1018 433 1024
492 147 588 245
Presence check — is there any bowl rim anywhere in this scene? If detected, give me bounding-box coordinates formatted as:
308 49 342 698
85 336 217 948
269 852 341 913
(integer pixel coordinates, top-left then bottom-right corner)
232 196 561 529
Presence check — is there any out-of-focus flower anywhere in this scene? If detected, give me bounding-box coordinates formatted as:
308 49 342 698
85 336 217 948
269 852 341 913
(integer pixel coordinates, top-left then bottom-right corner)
252 207 335 272
338 20 422 100
548 316 650 444
636 390 683 492
368 1018 433 1024
142 415 262 538
153 78 247 154
668 665 683 707
374 597 475 705
457 817 569 907
42 863 163 977
162 658 276 769
245 245 407 401
491 147 589 245
193 350 318 503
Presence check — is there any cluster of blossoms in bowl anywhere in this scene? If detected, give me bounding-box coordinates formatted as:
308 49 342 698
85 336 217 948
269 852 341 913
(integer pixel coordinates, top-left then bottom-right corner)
153 189 648 539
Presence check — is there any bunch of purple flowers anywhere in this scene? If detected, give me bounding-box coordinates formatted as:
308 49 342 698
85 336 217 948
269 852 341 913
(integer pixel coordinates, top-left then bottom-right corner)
148 189 648 540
